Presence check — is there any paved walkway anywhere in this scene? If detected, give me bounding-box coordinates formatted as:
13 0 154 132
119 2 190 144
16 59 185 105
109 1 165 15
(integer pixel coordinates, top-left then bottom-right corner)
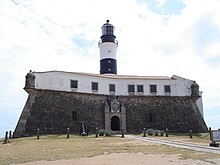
126 135 220 154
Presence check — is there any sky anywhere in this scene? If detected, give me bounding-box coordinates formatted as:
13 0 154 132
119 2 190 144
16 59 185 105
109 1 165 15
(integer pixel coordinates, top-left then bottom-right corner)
0 0 220 137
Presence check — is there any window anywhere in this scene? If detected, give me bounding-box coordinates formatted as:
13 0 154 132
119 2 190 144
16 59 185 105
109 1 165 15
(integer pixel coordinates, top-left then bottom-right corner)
70 80 78 88
72 111 77 121
92 82 98 91
150 85 157 93
108 50 111 53
108 60 112 63
105 26 114 35
108 68 111 71
109 84 115 92
164 85 171 93
137 85 144 93
128 85 135 93
103 25 114 35
146 114 153 123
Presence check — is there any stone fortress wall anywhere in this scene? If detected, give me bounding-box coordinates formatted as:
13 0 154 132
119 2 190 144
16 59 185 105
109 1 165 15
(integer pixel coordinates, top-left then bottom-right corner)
14 88 207 137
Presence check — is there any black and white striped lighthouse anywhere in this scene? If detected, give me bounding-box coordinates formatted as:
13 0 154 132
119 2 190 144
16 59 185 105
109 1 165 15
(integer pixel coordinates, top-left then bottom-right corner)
99 20 118 74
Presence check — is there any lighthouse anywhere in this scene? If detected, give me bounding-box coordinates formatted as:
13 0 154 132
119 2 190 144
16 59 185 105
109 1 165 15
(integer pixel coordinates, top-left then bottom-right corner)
14 20 208 138
99 20 118 74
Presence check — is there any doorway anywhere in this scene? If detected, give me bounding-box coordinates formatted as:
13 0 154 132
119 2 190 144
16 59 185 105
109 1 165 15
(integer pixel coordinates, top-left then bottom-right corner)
111 116 120 131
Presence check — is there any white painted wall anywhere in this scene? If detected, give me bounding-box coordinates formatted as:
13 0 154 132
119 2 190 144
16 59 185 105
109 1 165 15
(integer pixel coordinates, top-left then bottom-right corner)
99 42 118 60
34 71 194 96
33 71 204 118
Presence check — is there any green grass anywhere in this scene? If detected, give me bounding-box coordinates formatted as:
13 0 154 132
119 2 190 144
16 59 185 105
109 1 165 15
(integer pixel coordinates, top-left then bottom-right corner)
0 134 220 165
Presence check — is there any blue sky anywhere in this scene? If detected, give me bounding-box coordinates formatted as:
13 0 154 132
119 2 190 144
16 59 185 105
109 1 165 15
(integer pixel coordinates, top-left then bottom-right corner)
1 0 220 137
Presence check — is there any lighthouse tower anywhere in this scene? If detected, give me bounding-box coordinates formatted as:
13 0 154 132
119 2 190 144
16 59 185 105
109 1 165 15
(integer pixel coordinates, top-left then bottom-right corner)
99 20 118 74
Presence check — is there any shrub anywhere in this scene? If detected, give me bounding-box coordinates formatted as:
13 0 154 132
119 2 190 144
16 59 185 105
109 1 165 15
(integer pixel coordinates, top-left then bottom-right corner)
99 129 105 136
105 130 113 136
147 128 155 136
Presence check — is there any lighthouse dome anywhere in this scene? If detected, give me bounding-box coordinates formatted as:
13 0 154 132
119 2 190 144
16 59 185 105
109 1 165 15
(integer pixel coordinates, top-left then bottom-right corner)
101 20 115 36
100 20 116 43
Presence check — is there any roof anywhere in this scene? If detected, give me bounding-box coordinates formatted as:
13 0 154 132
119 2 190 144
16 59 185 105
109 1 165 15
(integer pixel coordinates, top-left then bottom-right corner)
33 70 173 80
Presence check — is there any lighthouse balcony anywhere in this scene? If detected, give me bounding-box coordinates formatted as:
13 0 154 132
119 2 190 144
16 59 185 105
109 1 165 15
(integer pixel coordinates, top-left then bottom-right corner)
98 39 118 45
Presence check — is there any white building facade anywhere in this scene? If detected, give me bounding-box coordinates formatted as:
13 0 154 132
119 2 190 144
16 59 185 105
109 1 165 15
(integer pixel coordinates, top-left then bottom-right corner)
32 71 203 116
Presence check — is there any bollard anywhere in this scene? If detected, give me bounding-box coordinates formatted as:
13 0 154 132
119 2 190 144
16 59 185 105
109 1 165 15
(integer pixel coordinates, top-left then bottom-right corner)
165 128 168 137
189 130 192 138
87 128 89 136
9 131 12 139
67 128 70 139
95 127 98 138
4 131 8 144
143 128 146 137
37 128 40 140
121 128 124 138
209 127 212 141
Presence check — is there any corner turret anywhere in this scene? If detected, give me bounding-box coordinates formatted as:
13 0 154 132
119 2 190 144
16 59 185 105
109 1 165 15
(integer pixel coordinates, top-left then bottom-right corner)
191 81 199 96
24 70 35 91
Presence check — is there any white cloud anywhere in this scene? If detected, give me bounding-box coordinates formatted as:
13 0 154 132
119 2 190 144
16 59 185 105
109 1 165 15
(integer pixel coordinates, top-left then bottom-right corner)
0 0 220 136
156 0 167 7
204 43 220 59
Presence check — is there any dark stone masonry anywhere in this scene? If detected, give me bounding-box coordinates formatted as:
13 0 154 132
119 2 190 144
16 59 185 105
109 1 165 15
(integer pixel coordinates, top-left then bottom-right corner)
14 89 208 137
122 96 207 133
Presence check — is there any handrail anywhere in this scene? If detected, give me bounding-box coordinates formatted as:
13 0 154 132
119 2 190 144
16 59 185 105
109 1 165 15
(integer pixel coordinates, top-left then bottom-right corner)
98 40 118 45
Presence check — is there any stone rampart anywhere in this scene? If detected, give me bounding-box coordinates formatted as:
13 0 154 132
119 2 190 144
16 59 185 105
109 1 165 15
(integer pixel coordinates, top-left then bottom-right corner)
121 96 207 133
14 89 208 137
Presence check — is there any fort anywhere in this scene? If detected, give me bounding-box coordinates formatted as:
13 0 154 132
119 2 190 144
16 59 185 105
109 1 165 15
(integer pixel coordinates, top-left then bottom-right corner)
14 20 208 137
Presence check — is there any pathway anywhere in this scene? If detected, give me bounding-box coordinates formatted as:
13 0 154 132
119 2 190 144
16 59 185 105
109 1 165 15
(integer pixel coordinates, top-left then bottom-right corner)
126 135 220 154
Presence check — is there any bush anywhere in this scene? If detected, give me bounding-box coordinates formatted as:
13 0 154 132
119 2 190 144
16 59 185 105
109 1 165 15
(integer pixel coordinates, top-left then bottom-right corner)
105 130 113 136
160 131 165 136
146 128 165 136
147 128 155 136
155 130 159 136
98 129 105 136
98 129 113 136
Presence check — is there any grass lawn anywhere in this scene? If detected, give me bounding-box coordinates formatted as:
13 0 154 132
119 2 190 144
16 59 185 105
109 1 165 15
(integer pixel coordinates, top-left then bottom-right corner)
0 134 220 165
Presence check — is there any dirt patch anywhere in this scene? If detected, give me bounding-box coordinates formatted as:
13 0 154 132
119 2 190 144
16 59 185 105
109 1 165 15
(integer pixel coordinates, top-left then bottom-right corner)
13 152 220 165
